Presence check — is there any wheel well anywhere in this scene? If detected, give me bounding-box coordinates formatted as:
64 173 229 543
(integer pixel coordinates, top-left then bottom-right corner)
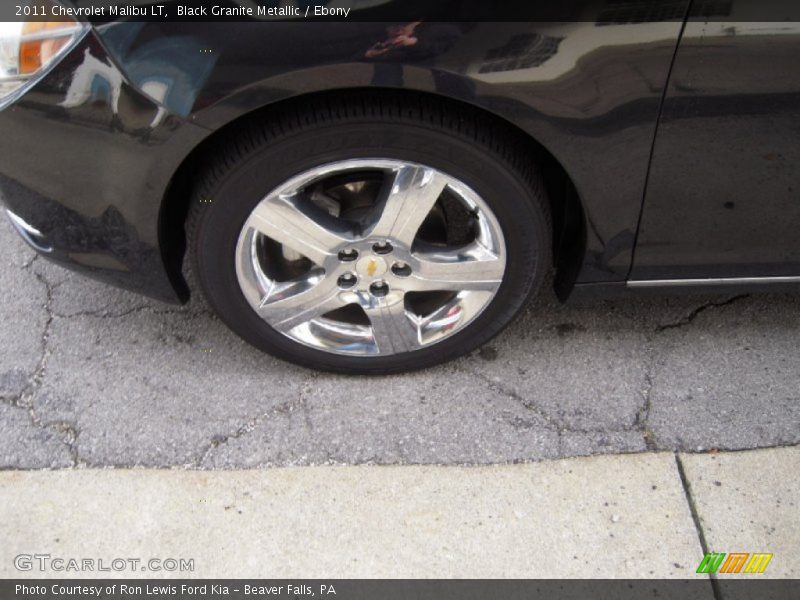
159 88 586 302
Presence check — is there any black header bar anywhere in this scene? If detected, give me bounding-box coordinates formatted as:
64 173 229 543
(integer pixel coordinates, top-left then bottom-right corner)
2 0 800 23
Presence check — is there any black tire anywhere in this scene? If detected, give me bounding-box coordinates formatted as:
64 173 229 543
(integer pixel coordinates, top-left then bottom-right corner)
186 93 551 374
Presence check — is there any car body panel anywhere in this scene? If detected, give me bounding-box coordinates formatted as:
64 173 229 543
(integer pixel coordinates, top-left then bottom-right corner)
3 7 799 305
0 31 209 302
0 15 690 304
97 18 687 285
631 18 800 281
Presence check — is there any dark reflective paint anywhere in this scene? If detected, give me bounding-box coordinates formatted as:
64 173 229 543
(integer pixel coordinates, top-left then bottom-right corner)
4 6 800 305
632 18 800 280
0 32 208 302
1 16 694 302
99 18 688 285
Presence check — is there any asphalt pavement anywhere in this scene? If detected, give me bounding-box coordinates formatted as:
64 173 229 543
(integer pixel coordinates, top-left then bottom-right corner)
1 218 798 469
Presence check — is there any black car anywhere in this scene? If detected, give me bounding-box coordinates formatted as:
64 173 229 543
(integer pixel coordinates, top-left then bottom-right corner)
2 2 799 373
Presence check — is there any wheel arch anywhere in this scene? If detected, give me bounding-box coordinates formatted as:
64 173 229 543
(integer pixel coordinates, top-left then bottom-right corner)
159 87 587 302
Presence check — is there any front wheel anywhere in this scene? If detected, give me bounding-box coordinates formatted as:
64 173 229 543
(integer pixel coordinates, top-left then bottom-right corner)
187 95 551 374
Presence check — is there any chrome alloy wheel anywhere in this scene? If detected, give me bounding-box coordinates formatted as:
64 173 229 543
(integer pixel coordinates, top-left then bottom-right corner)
235 159 507 356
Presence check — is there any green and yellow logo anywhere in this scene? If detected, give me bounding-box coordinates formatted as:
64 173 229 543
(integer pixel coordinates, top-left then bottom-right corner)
697 552 773 574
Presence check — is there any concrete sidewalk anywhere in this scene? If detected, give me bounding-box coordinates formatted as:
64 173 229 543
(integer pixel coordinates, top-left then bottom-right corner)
0 447 796 579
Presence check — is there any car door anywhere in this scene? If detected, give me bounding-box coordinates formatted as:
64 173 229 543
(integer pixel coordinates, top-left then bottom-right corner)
630 11 800 283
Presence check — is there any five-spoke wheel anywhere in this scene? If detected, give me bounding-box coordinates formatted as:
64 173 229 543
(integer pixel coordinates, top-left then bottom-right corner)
187 95 550 373
235 160 506 356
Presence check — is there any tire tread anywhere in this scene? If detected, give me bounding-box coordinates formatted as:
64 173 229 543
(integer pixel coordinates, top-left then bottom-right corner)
185 91 551 374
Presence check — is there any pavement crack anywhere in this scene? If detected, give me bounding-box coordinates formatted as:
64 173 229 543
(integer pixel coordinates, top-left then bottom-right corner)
675 453 722 599
468 370 563 433
26 270 55 395
468 368 643 437
635 336 657 450
194 392 308 468
10 270 85 467
21 252 40 270
47 420 83 467
53 305 189 320
656 295 749 333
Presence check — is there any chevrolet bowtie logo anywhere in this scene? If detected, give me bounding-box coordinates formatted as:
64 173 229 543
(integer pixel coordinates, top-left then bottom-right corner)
356 255 387 278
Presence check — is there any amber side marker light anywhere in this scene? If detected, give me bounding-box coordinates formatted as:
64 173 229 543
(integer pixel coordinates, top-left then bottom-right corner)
18 20 82 75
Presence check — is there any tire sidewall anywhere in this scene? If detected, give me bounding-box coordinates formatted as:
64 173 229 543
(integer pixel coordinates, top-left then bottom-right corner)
193 122 549 373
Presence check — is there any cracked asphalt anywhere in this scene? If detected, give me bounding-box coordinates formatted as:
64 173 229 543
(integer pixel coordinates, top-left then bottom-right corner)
1 219 798 469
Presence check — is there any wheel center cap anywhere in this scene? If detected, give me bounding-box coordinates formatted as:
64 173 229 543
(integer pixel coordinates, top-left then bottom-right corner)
355 255 388 279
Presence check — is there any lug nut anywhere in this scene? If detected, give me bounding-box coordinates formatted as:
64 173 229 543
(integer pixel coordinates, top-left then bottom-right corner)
338 248 358 262
369 280 389 297
391 262 412 277
372 241 393 255
337 272 357 289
